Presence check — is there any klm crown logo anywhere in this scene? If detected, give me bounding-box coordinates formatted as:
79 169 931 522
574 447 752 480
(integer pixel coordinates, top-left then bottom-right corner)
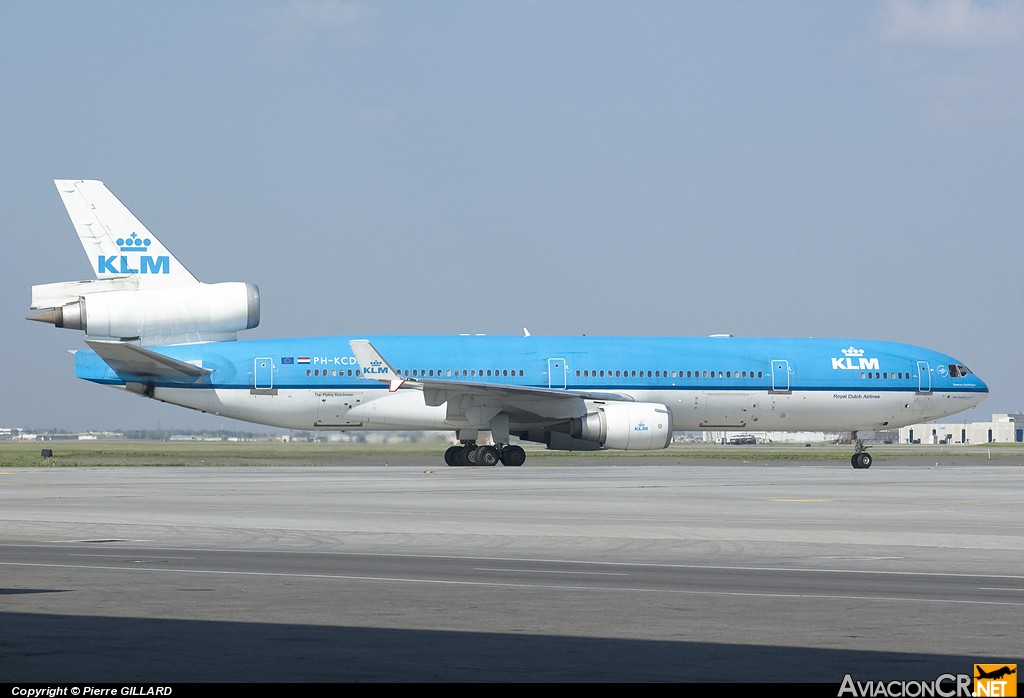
832 346 880 371
365 359 389 376
117 232 151 252
97 231 169 275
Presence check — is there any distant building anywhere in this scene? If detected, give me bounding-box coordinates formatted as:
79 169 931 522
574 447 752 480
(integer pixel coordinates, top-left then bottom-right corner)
899 414 1024 444
703 429 896 445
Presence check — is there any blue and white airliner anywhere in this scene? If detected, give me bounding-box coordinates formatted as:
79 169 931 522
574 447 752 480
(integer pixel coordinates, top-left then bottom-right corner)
29 180 989 468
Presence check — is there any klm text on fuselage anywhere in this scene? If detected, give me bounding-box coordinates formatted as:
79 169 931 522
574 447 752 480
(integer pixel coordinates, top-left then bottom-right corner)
832 357 880 370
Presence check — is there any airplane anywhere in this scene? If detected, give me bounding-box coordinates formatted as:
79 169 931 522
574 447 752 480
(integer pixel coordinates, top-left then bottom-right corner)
976 666 1017 681
28 180 989 468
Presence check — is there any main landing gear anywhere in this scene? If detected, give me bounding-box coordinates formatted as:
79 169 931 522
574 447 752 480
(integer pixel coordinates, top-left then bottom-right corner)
443 442 527 467
850 432 872 469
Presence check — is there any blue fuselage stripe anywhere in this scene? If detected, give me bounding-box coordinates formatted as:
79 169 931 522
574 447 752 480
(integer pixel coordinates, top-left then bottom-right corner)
74 334 988 396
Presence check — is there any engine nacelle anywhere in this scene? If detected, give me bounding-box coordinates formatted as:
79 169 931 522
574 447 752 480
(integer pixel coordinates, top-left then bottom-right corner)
30 281 260 342
573 402 673 450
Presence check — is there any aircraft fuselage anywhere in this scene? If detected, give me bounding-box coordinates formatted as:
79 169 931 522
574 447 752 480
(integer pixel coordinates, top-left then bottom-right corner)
74 333 987 434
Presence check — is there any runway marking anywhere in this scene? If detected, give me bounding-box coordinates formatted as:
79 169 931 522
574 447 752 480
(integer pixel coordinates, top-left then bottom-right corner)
772 499 832 502
2 543 1022 581
811 556 905 561
70 553 198 560
475 567 630 577
2 561 1024 607
979 587 1024 592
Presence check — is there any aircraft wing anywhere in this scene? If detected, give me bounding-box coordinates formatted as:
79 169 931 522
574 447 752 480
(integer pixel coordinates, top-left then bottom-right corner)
349 339 633 423
85 340 212 379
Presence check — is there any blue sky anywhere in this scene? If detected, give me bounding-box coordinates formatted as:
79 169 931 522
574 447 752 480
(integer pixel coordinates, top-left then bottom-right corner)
2 1 1021 431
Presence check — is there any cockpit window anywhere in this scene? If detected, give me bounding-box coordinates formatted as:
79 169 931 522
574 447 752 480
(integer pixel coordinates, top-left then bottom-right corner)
948 364 973 378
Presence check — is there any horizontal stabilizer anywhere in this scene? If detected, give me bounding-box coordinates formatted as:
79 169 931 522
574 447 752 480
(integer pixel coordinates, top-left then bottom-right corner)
85 340 212 379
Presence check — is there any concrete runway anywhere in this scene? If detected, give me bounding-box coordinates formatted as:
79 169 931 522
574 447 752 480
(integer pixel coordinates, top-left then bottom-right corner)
0 458 1021 683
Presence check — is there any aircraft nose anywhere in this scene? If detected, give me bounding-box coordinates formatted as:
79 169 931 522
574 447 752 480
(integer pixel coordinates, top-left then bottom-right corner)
971 374 990 407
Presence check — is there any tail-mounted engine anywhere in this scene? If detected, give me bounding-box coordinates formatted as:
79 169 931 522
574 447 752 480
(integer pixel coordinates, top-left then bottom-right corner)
28 278 259 344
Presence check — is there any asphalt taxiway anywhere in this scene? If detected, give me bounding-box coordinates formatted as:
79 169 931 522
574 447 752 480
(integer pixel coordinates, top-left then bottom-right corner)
1 458 1020 682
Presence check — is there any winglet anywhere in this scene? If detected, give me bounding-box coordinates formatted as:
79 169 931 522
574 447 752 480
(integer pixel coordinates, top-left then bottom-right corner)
349 339 406 391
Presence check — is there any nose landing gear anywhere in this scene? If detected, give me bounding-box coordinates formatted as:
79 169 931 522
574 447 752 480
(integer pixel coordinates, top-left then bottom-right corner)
850 432 872 469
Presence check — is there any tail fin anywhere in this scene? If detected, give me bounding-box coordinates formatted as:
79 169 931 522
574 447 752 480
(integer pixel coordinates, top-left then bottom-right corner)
30 180 259 345
55 179 198 288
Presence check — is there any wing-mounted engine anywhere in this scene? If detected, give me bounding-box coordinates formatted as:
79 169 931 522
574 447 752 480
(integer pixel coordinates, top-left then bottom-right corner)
534 401 673 451
574 401 673 450
29 279 260 345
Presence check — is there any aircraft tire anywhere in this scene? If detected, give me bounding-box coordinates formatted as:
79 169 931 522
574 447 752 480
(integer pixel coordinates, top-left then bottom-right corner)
500 445 526 467
464 445 479 465
851 452 872 469
475 445 500 467
444 446 462 467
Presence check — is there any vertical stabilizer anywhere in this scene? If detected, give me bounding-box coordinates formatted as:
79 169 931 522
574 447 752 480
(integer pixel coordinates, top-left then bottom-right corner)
55 179 198 287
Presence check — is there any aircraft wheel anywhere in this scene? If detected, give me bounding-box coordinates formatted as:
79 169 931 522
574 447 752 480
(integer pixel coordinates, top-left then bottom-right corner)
444 446 462 467
464 445 479 465
475 445 500 467
500 445 526 467
851 452 872 469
